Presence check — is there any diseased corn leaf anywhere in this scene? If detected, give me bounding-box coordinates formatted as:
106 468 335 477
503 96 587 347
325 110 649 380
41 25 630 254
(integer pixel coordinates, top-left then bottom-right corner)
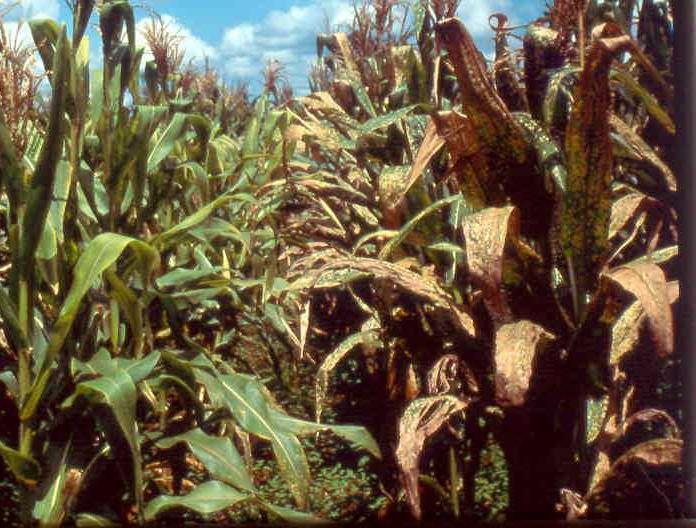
609 114 676 192
155 428 254 492
462 206 519 325
426 354 459 395
290 255 475 336
610 68 675 135
513 112 567 194
494 320 554 407
608 192 657 240
586 396 610 444
585 439 683 517
395 395 468 520
435 17 527 162
560 24 634 311
361 104 419 134
315 329 381 422
394 119 444 208
602 260 672 357
144 480 248 521
610 300 644 367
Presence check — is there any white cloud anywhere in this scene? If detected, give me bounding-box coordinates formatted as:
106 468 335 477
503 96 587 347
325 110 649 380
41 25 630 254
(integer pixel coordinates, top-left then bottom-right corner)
219 0 354 93
136 14 218 67
0 0 60 20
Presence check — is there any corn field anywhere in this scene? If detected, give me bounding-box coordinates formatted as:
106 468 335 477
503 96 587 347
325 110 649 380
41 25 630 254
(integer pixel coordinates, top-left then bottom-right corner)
0 0 686 525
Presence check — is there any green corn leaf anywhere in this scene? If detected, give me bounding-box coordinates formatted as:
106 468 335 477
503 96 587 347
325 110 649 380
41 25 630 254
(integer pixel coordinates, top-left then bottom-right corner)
22 234 158 421
0 287 29 351
195 369 311 509
144 481 248 521
379 194 462 260
270 409 381 459
155 428 254 492
0 112 23 213
19 26 70 276
0 439 41 486
61 367 143 518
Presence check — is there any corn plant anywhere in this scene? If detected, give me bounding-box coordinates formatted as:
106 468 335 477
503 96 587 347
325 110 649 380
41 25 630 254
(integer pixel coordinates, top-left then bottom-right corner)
283 0 682 521
0 1 379 525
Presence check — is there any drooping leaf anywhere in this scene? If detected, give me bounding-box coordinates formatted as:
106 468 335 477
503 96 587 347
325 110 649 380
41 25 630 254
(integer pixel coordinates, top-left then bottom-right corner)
155 428 254 492
268 410 381 460
315 329 381 422
585 439 684 519
462 206 519 325
61 367 143 515
289 255 475 337
395 395 468 520
195 370 311 509
493 320 554 407
144 480 248 521
0 439 41 486
602 260 673 357
22 234 159 421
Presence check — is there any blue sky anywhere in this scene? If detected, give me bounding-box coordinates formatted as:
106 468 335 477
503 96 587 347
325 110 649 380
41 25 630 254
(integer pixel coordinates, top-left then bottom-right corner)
1 0 548 94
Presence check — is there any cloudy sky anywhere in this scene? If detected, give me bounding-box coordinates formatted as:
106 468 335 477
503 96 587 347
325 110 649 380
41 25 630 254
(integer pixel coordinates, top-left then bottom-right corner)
1 0 548 94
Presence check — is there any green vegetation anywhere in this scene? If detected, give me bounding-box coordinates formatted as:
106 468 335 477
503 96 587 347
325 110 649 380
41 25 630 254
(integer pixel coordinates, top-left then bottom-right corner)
0 0 683 525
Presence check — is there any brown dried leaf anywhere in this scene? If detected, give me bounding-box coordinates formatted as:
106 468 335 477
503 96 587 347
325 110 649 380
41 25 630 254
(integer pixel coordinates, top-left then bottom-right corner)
609 114 676 192
603 260 673 357
289 255 476 337
395 395 468 520
427 355 479 396
494 320 554 406
585 439 684 519
609 192 659 240
387 119 445 210
426 354 459 395
621 409 680 440
462 206 519 325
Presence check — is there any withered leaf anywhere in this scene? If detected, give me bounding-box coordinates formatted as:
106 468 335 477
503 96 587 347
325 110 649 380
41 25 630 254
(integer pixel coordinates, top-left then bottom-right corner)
585 439 684 519
494 320 554 406
559 23 634 305
462 206 519 325
289 255 476 337
603 260 673 358
395 395 468 520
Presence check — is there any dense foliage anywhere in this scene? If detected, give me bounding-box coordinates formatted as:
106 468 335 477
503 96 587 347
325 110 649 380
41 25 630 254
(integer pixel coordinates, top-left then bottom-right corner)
0 0 684 524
